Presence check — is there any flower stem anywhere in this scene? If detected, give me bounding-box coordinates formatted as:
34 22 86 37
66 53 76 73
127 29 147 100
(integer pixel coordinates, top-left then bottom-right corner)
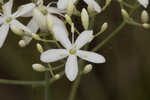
68 76 81 100
0 79 45 86
48 63 55 77
45 71 51 100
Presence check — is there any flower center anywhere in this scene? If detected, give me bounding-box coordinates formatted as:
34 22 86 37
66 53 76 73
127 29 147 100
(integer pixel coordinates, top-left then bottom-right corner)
69 48 77 55
6 17 12 23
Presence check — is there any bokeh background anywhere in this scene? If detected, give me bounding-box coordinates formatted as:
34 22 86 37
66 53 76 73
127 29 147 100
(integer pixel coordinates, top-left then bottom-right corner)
0 0 150 100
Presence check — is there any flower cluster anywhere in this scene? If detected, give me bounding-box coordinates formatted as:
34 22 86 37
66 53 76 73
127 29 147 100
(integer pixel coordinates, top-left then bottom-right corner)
0 0 108 81
1 0 148 82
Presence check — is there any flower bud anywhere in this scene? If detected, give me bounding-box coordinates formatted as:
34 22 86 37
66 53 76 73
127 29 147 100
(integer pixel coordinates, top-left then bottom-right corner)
36 43 43 53
67 0 75 16
18 40 26 47
10 25 24 36
100 22 108 33
54 74 60 80
32 64 46 72
83 64 93 74
142 23 150 29
121 9 129 18
32 33 40 40
47 14 53 31
81 8 89 30
65 14 72 25
141 10 149 23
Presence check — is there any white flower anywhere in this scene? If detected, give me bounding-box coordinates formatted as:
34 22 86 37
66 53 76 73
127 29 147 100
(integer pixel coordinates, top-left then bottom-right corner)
83 0 101 13
40 27 105 81
57 0 77 10
138 0 149 8
0 0 34 48
21 1 66 45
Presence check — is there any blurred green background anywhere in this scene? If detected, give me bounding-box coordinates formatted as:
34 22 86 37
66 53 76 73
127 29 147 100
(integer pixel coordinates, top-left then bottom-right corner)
0 0 150 100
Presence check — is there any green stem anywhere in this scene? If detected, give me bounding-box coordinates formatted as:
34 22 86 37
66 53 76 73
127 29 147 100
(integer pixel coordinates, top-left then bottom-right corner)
0 79 45 86
92 3 140 52
48 64 55 77
92 22 126 51
68 76 81 100
45 71 51 100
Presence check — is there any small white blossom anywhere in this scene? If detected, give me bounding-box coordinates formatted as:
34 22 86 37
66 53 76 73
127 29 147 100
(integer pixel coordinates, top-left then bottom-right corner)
40 26 105 81
21 1 67 45
83 0 101 13
0 0 33 48
138 0 149 8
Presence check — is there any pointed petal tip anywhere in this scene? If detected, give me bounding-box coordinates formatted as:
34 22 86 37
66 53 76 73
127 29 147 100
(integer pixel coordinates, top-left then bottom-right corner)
66 74 76 82
65 55 78 82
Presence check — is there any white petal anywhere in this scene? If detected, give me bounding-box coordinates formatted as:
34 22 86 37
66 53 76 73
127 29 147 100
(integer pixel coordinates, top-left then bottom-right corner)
92 0 101 13
0 17 5 25
57 0 76 10
13 3 35 18
52 24 72 49
33 8 47 30
57 0 68 10
84 0 101 13
21 11 33 17
50 15 66 26
65 55 78 81
26 18 39 33
2 0 13 15
47 7 66 16
138 0 149 8
23 18 39 44
0 24 9 48
40 49 69 63
77 50 106 63
10 20 32 33
75 30 93 49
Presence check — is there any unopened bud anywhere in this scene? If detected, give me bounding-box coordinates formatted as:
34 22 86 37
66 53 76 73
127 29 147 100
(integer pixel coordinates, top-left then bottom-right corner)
54 74 60 80
18 40 26 47
142 23 150 29
65 14 72 25
32 34 40 40
141 10 149 23
47 14 53 31
10 25 24 36
81 8 89 30
121 9 129 18
100 22 108 33
32 64 46 72
36 43 43 53
67 0 74 16
83 64 93 74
